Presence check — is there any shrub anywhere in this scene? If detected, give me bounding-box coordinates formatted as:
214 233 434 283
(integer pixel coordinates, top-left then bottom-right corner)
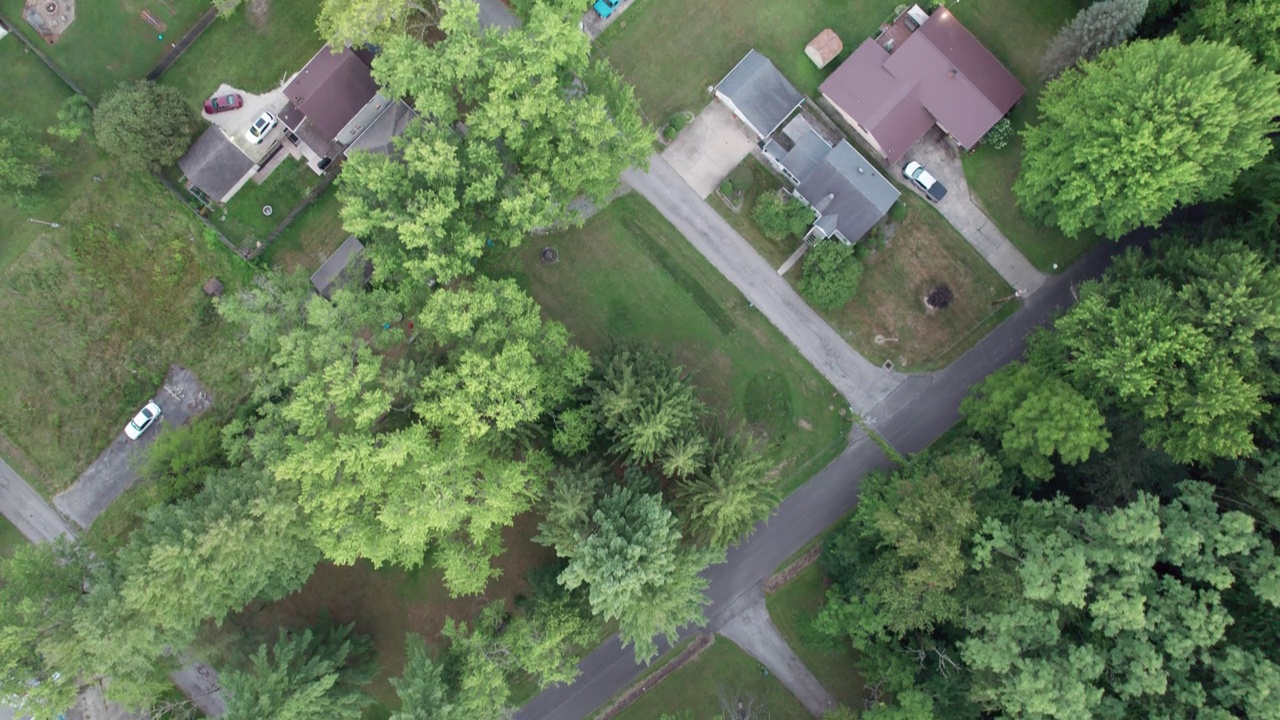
889 200 908 221
799 241 863 310
926 284 954 309
982 117 1013 150
668 112 690 133
663 125 678 141
94 80 194 170
718 179 734 197
753 193 815 241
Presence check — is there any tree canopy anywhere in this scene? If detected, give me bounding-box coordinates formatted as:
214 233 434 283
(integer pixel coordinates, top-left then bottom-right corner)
1039 0 1148 78
93 81 195 171
223 624 375 720
339 0 651 283
1016 37 1280 239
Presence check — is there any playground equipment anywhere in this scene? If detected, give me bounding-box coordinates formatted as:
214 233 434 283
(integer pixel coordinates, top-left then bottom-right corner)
140 9 166 33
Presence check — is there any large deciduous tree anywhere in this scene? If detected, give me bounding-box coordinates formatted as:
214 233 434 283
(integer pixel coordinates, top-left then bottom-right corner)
222 624 375 720
1016 37 1280 239
1180 0 1280 73
798 240 863 311
317 0 437 48
961 362 1110 480
93 81 195 171
1039 0 1148 78
339 0 651 284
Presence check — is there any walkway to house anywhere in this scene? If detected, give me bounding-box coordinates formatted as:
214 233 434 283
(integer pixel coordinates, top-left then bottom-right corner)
901 130 1046 294
623 156 905 414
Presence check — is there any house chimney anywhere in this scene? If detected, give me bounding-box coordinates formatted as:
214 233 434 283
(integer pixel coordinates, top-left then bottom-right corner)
813 193 835 213
858 166 865 174
947 68 956 78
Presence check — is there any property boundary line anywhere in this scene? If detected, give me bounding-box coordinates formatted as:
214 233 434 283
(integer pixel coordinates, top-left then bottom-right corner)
0 10 91 101
153 171 255 264
251 157 344 260
145 6 219 81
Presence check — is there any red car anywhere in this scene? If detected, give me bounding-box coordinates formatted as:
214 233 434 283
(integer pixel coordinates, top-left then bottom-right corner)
203 93 243 114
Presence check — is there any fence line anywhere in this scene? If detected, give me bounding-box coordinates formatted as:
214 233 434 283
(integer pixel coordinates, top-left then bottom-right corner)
0 10 91 101
145 7 219 81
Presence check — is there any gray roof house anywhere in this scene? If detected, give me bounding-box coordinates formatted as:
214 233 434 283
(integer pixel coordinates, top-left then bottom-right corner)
177 126 255 203
715 49 805 140
764 114 900 244
344 100 417 157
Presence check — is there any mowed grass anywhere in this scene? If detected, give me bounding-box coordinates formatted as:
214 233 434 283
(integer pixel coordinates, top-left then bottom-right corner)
225 513 556 710
767 565 865 711
598 0 900 123
0 45 253 494
809 195 1013 372
160 0 325 108
0 0 208 100
611 639 811 720
259 185 349 273
213 158 323 250
714 156 796 270
485 193 850 496
953 0 1096 272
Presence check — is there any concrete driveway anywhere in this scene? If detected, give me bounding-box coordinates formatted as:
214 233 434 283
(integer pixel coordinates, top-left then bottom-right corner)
202 83 289 165
53 366 211 529
901 129 1046 294
580 0 636 39
661 102 756 199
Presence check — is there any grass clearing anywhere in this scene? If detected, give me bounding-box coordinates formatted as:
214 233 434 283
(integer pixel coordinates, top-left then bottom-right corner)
159 0 325 108
0 0 208 100
598 0 901 123
951 0 1096 272
211 159 323 250
806 195 1013 371
259 186 349 273
767 565 865 711
225 513 556 709
484 193 849 496
0 31 253 494
611 638 811 720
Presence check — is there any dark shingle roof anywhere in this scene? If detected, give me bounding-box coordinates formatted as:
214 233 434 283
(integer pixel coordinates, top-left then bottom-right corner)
716 50 804 139
794 141 899 242
283 46 380 144
177 126 254 202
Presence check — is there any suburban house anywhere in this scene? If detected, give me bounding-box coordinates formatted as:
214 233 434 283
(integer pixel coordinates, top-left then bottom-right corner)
763 115 899 245
819 4 1024 164
716 49 899 245
714 49 805 141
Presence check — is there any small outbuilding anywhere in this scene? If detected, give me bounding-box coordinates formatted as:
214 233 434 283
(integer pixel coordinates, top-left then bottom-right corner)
805 29 843 69
311 235 373 299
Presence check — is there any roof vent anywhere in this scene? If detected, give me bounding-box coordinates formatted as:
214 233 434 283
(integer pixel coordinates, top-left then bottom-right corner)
947 68 956 78
858 166 865 173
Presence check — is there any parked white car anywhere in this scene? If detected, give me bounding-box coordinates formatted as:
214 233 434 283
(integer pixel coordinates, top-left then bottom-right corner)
903 161 948 201
246 111 277 144
125 401 162 440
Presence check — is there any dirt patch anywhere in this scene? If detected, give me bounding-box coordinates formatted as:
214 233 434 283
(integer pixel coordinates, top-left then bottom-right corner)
797 418 813 431
765 543 823 594
593 633 715 720
227 512 556 705
246 0 269 29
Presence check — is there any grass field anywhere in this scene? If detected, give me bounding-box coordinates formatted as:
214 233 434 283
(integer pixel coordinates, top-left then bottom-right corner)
612 639 811 720
160 0 325 108
952 0 1096 272
212 159 323 250
0 0 208 100
598 0 901 124
258 184 349 272
0 515 26 559
485 193 850 496
767 565 865 711
0 46 253 494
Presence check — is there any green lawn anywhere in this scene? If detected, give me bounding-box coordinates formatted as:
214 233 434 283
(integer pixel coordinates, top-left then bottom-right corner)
212 159 324 250
951 0 1097 272
0 514 26 559
159 0 325 108
713 156 796 271
258 182 349 272
598 0 901 124
612 639 810 720
0 0 208 100
485 193 849 496
0 42 253 495
767 565 865 711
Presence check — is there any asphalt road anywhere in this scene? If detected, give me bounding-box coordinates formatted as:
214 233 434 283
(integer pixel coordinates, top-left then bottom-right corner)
0 456 74 542
514 238 1128 720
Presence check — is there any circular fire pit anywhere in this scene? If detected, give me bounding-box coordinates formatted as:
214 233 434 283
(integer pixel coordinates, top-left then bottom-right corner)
45 2 56 13
23 0 75 43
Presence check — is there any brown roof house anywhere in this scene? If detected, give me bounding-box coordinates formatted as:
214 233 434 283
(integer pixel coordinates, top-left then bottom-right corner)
819 4 1024 164
280 45 413 162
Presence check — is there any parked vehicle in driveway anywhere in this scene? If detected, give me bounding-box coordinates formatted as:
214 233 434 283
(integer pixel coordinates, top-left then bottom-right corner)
594 0 621 18
125 401 162 440
203 93 243 114
903 161 947 201
246 111 277 144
